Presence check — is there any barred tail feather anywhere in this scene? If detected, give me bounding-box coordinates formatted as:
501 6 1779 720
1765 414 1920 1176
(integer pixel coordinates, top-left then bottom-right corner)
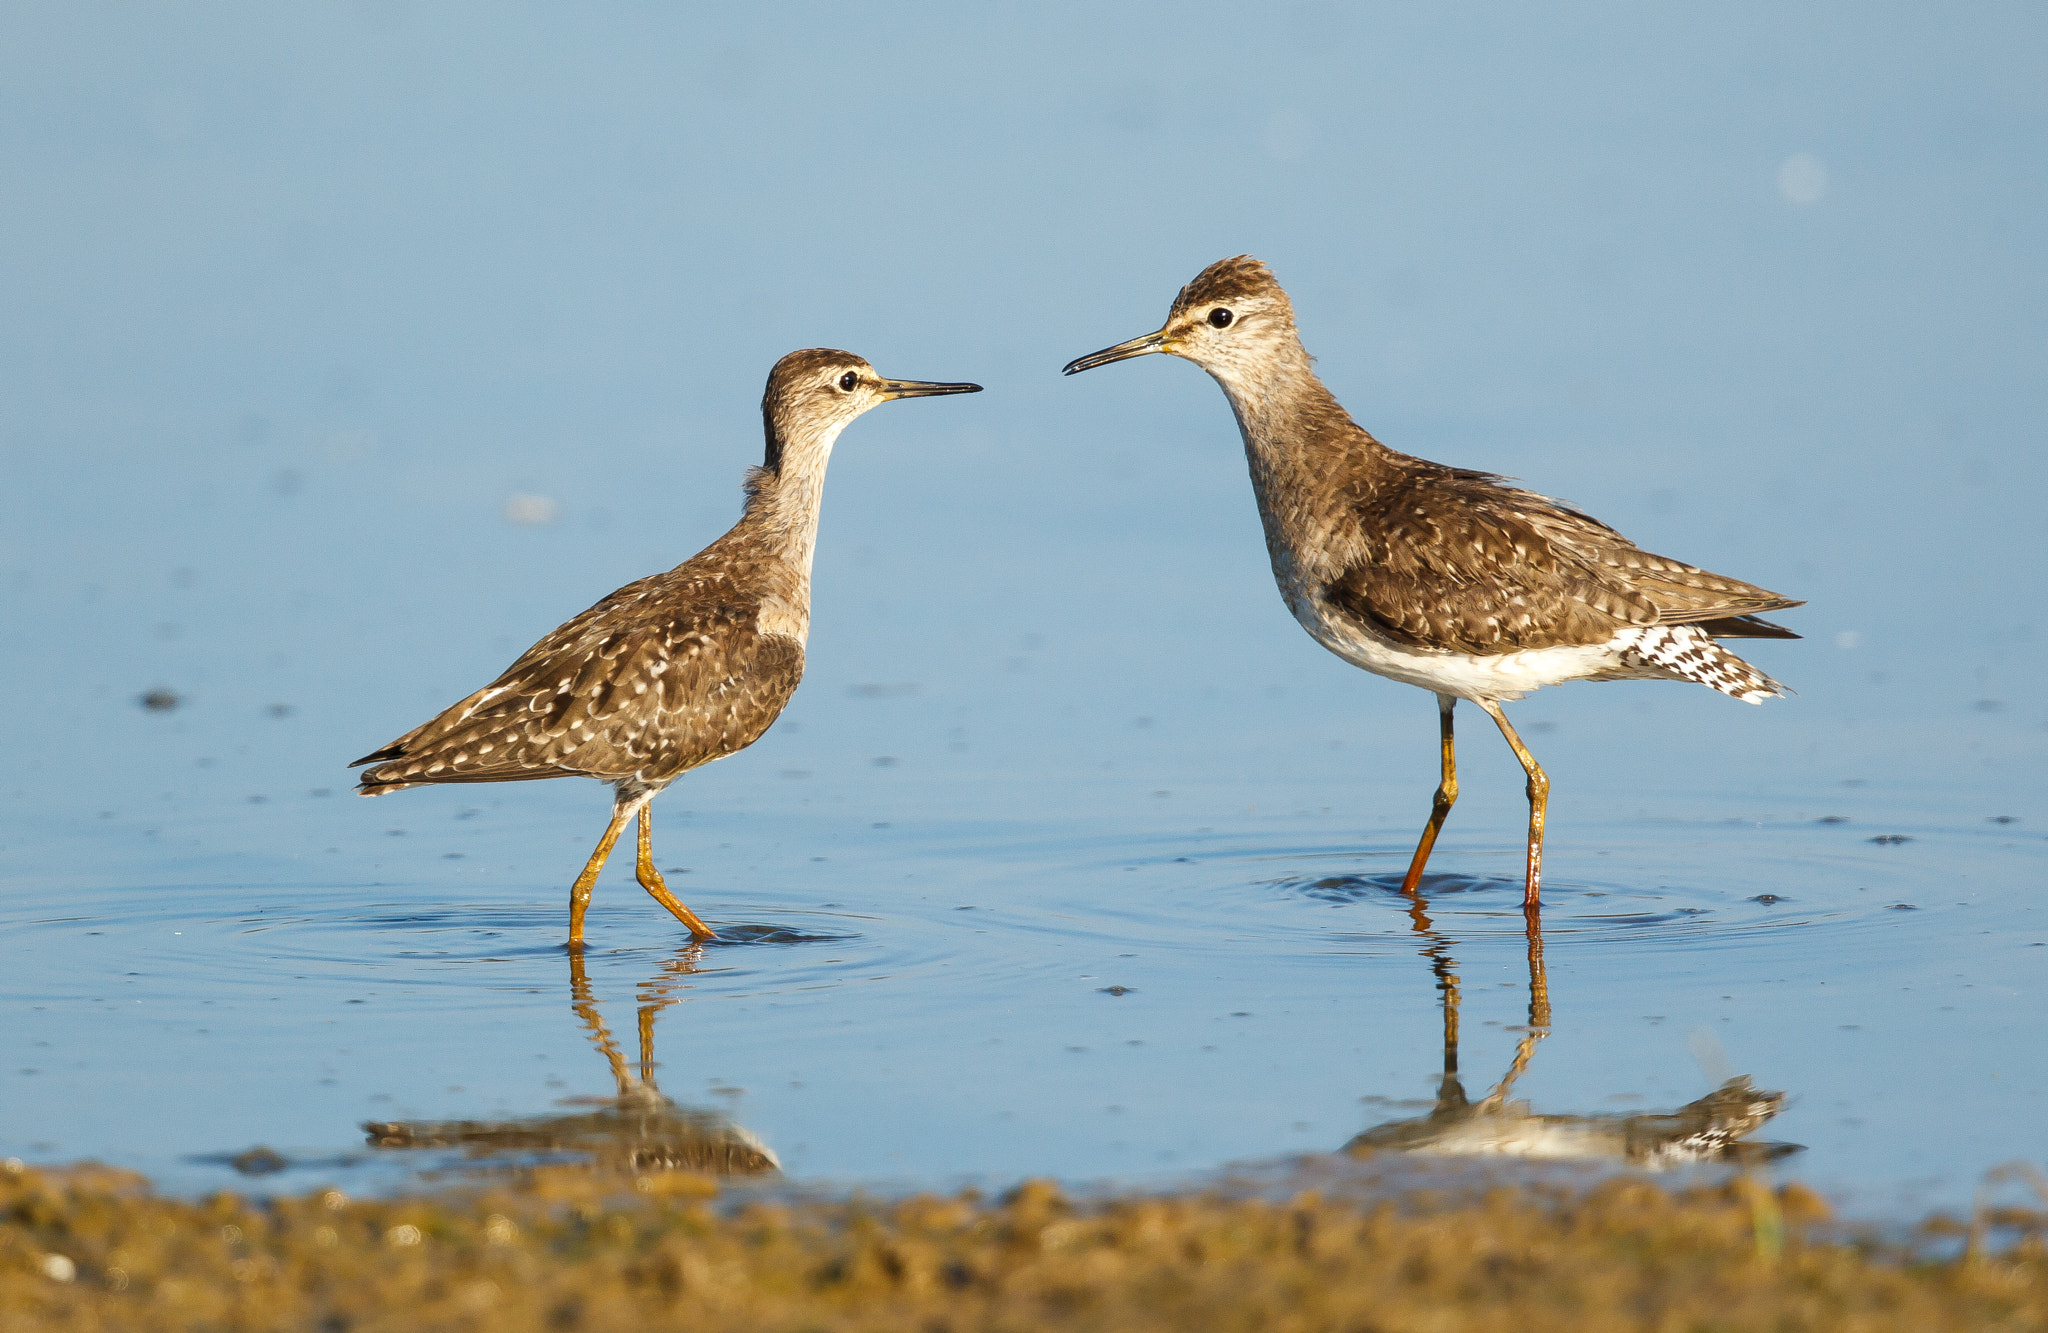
1616 625 1787 704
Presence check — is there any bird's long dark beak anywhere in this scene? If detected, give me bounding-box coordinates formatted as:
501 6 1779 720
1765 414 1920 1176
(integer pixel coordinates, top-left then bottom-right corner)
1062 329 1169 376
880 378 983 399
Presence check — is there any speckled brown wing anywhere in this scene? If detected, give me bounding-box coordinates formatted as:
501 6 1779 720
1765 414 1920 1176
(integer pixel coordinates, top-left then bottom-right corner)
1326 469 1654 653
1325 466 1799 654
352 568 804 795
1521 504 1801 630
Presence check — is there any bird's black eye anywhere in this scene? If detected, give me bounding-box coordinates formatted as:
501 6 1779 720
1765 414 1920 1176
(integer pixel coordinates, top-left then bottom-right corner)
1208 307 1234 328
838 371 859 391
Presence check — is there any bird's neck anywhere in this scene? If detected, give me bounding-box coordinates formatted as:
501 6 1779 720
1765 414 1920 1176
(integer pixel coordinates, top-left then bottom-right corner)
744 460 831 569
1206 342 1392 584
736 428 843 642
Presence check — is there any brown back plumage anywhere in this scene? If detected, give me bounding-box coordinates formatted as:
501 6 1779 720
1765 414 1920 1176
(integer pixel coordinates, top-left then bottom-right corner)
1325 447 1801 655
352 536 804 795
353 346 979 802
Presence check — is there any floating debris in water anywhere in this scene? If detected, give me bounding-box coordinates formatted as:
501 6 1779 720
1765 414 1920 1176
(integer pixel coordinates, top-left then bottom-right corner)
139 688 180 712
1991 815 2018 824
266 703 294 718
1748 894 1788 905
1887 903 1919 911
1098 986 1135 996
1869 835 1912 845
1816 816 1849 824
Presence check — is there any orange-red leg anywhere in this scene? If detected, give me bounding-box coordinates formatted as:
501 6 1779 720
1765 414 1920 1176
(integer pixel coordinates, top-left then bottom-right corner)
635 805 717 941
1399 694 1459 895
1479 700 1549 908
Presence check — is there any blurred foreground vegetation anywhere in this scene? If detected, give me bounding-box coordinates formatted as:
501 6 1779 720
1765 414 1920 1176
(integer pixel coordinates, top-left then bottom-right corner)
3 1158 2045 1332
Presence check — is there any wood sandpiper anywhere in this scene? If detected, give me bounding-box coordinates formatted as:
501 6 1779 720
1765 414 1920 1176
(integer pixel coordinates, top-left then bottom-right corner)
1064 256 1799 907
353 350 980 948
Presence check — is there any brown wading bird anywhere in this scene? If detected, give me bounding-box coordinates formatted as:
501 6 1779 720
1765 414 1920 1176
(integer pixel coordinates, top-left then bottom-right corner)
1065 257 1799 906
352 350 980 948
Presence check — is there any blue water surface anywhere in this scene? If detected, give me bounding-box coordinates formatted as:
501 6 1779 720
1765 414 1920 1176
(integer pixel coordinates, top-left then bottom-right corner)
1 3 2044 1212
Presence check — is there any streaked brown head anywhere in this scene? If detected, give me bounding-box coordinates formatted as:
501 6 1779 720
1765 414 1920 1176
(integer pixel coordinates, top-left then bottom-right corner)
761 349 980 474
1062 255 1302 392
1168 255 1291 320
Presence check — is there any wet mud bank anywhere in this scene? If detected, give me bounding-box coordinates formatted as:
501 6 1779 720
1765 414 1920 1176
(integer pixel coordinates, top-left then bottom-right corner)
4 1159 2044 1332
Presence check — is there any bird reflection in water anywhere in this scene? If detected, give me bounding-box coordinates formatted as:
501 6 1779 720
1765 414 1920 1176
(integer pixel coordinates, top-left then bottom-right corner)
364 946 777 1176
1345 897 1796 1166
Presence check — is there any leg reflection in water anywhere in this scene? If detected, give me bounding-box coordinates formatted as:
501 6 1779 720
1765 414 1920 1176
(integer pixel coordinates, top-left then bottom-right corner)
365 946 778 1176
1346 898 1794 1166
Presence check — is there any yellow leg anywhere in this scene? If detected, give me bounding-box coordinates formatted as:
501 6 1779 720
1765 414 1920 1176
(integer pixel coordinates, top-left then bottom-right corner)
568 806 633 951
1399 695 1459 895
636 806 718 941
1479 700 1549 908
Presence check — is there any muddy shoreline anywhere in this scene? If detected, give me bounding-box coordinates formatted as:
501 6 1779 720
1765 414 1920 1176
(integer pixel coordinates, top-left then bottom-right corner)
6 1158 2044 1331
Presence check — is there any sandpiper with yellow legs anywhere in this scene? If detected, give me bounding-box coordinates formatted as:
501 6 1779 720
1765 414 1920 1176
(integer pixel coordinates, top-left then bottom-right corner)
354 350 980 948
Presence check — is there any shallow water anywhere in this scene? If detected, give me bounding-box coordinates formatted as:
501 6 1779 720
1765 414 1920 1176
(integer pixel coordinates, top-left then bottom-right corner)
4 794 2043 1210
3 4 2046 1216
